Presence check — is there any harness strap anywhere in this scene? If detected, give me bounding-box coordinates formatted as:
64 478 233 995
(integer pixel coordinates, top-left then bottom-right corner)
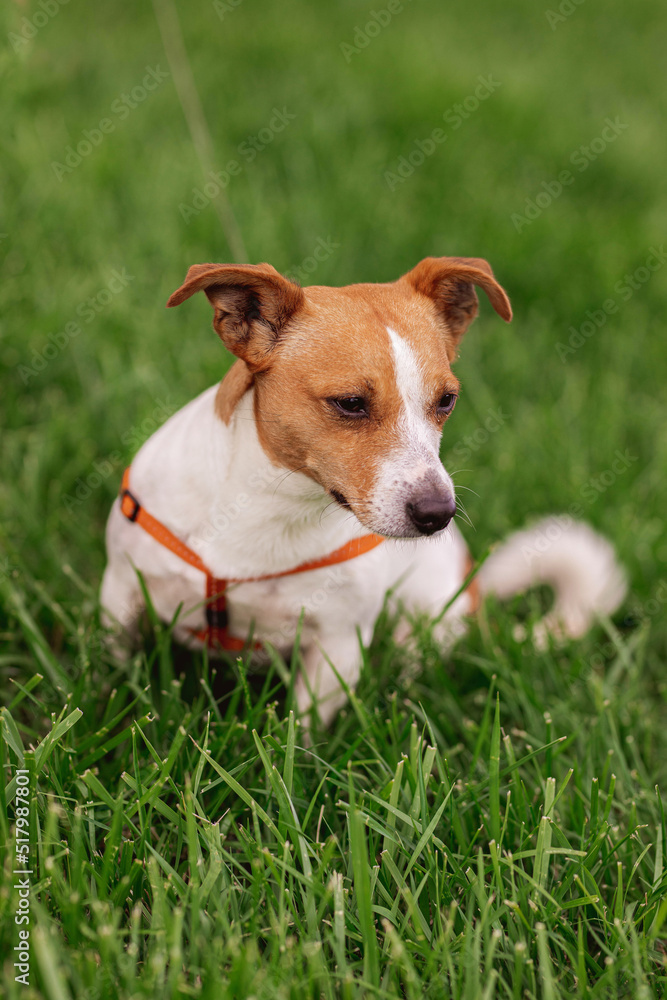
120 469 209 575
119 468 480 650
228 531 388 584
119 467 385 651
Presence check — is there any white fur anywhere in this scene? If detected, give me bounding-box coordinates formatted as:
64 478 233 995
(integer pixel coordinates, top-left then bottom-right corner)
101 385 626 728
368 328 455 536
478 517 627 648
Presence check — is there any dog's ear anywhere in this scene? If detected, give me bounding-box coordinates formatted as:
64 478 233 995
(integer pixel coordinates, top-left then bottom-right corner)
402 256 512 356
167 262 305 370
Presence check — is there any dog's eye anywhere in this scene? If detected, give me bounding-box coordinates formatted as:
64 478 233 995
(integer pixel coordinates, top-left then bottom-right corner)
436 392 457 417
330 396 369 418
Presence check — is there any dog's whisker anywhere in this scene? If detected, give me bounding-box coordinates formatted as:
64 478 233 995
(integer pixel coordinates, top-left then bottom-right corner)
454 501 474 528
269 466 312 494
454 509 475 530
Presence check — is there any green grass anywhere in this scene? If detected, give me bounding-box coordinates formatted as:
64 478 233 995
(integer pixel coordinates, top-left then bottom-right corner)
1 0 667 996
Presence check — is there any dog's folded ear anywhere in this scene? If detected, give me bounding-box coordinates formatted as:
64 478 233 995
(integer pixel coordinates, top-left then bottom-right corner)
402 256 512 355
167 262 305 370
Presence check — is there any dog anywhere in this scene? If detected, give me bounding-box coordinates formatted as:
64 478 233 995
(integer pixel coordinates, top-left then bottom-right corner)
101 256 626 728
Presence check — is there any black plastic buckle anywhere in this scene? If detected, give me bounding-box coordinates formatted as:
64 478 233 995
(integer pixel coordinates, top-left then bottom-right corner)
206 606 229 630
120 489 141 522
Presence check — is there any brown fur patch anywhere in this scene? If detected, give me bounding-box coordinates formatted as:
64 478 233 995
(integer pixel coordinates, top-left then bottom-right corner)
215 360 254 424
402 256 512 358
167 262 304 370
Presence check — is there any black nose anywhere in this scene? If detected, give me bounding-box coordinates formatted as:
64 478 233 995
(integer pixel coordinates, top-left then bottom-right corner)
406 494 456 535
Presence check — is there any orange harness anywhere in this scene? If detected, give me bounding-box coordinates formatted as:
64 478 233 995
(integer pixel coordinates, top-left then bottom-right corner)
119 467 386 651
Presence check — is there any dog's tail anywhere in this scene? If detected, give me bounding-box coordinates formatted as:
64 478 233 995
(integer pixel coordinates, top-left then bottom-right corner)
477 516 626 647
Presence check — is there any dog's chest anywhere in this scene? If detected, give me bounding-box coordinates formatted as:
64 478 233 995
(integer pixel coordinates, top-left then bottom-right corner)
225 559 384 649
157 553 386 652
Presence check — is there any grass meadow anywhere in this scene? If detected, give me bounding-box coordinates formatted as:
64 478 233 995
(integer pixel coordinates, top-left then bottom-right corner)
1 0 667 996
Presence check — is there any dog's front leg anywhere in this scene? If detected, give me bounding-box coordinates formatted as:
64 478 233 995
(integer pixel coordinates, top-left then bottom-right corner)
296 628 370 732
99 557 146 659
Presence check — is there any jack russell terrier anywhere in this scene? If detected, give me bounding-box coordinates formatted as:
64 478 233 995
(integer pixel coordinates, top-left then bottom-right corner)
101 257 626 728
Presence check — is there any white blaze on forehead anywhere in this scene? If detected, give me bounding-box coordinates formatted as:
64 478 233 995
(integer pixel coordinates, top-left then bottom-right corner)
386 326 429 419
385 325 450 481
364 327 455 535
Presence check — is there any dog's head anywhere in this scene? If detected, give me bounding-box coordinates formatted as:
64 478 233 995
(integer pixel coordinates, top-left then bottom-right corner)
167 257 511 538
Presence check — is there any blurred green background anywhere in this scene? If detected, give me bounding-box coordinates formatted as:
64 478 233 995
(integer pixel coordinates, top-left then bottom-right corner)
2 0 666 610
2 0 666 613
2 2 667 996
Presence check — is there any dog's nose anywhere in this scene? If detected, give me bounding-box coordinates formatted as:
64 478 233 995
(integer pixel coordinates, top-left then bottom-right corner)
406 494 456 535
